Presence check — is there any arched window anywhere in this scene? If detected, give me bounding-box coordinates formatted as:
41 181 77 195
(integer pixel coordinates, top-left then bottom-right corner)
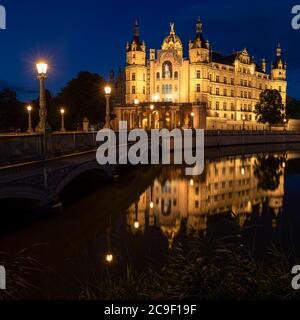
156 72 160 80
174 71 178 79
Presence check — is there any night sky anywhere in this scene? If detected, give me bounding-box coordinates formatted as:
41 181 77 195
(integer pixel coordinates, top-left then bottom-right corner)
1 0 299 101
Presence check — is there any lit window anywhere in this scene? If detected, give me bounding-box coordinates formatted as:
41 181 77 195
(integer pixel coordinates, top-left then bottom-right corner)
197 70 201 79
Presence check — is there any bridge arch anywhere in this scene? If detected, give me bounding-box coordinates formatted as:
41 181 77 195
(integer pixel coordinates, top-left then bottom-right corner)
56 162 114 195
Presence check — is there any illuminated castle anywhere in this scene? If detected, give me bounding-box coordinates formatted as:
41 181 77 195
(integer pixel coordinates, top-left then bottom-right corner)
113 19 287 130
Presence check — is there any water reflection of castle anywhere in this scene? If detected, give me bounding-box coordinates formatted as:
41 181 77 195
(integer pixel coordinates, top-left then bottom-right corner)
127 154 286 248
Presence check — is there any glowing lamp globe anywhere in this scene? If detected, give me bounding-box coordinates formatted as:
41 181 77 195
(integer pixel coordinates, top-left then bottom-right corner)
36 62 48 75
105 86 112 95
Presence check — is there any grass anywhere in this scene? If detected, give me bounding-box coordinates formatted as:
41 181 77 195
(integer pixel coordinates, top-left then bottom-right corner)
78 233 300 300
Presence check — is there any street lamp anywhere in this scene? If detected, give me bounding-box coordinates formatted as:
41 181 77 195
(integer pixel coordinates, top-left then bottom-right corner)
242 115 246 131
104 86 112 128
191 112 195 129
35 62 51 133
283 118 287 131
154 94 159 102
26 105 33 134
60 108 66 132
134 98 139 128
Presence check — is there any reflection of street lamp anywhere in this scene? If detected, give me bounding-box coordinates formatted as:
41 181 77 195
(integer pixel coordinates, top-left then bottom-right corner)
242 115 246 131
105 215 114 265
150 104 154 111
134 98 139 128
105 253 114 263
26 105 33 134
191 112 195 129
60 108 66 132
104 86 112 128
190 179 194 187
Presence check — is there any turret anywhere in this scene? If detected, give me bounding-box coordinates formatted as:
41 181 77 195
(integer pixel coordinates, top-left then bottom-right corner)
270 43 287 108
271 43 286 80
189 18 210 63
261 58 266 73
125 21 147 104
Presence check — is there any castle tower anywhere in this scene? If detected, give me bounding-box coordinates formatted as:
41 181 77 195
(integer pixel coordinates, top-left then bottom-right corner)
271 43 287 106
125 20 147 104
271 43 287 81
189 17 210 63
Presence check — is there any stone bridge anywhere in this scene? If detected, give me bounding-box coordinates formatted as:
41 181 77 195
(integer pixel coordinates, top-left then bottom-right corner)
0 150 115 210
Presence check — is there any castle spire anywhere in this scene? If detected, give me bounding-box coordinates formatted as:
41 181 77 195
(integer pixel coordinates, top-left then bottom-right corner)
134 19 139 38
196 17 203 34
276 42 281 57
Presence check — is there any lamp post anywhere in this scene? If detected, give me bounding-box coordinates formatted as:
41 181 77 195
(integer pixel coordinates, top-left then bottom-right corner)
60 108 66 132
26 105 33 134
191 112 195 129
134 98 139 128
35 62 51 133
149 104 154 129
242 115 246 131
283 118 287 132
104 86 112 128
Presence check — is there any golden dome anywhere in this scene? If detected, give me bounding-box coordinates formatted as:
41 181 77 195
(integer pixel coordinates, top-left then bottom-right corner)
161 23 183 57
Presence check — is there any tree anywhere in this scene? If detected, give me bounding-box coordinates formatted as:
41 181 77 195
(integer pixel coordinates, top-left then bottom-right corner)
0 89 25 133
56 71 107 130
286 96 300 119
254 89 285 130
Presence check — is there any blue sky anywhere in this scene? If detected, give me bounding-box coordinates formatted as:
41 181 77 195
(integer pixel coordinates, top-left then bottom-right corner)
0 0 299 101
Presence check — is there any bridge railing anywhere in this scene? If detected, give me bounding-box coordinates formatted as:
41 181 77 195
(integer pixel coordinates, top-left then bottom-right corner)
0 132 99 166
1 130 300 167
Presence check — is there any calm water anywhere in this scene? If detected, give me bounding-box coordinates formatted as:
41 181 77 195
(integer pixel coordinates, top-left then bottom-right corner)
1 149 300 299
